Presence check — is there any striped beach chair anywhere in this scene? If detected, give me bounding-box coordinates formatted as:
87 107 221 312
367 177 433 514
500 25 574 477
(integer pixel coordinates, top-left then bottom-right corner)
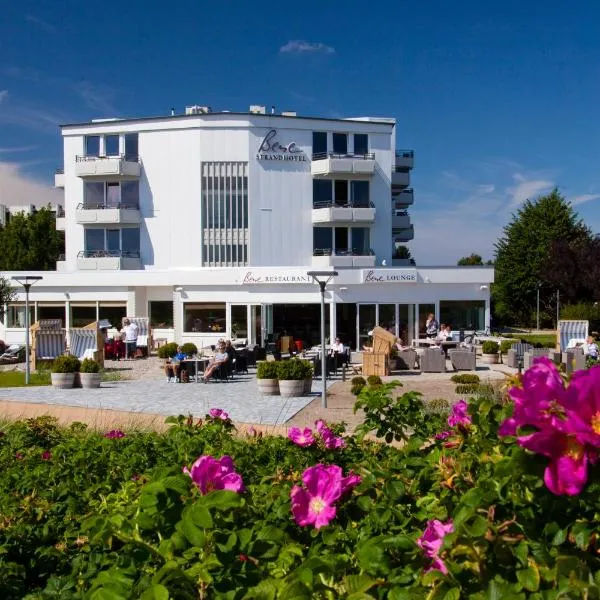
30 321 66 370
506 343 533 368
558 320 589 352
69 322 104 367
128 317 151 355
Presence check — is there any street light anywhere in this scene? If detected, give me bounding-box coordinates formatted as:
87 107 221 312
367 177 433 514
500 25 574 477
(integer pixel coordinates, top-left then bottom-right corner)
11 275 43 385
307 270 338 408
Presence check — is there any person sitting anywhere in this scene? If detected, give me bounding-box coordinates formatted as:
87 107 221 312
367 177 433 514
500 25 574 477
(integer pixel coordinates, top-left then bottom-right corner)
443 324 453 341
224 340 238 375
425 313 439 338
582 336 599 359
202 341 230 382
436 324 448 342
330 336 349 367
165 346 187 382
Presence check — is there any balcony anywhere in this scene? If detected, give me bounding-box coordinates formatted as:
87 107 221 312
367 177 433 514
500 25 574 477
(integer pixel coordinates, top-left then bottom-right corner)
312 248 376 268
392 211 411 229
391 170 410 188
312 201 375 224
55 169 64 188
395 149 414 169
393 188 414 207
311 152 376 177
55 205 65 231
75 202 141 225
393 225 415 243
76 250 142 271
75 155 141 179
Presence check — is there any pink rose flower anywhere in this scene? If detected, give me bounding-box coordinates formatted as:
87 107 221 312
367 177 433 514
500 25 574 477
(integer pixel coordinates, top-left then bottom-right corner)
103 430 126 439
41 450 51 461
447 400 471 428
183 455 244 495
209 408 229 420
288 427 315 447
417 519 454 574
315 420 346 449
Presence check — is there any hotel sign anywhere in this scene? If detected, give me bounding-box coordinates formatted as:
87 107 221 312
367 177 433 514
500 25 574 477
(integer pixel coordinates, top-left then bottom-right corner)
362 269 417 283
256 129 307 162
241 271 312 284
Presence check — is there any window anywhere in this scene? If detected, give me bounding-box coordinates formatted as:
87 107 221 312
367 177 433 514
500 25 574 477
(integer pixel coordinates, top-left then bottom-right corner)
6 304 34 328
106 182 120 207
313 227 332 253
352 228 370 255
334 180 348 206
335 228 348 253
71 305 96 327
149 301 173 328
312 131 327 157
332 133 348 155
84 182 104 208
84 181 139 209
121 181 139 207
85 229 105 253
99 305 126 328
124 133 138 161
107 229 120 252
184 303 226 333
440 301 485 331
37 305 66 324
313 180 332 206
122 228 140 254
354 133 368 155
105 134 119 156
351 181 370 207
85 136 100 157
231 305 248 339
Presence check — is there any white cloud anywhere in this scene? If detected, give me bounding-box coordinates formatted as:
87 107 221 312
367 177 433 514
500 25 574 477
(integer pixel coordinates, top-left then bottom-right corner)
507 173 554 208
571 193 600 206
279 40 335 54
0 161 62 208
0 90 7 105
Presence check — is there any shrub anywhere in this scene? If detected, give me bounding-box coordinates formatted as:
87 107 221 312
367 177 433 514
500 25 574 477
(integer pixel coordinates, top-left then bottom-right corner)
351 383 365 396
351 376 366 386
157 342 178 359
51 354 80 373
276 359 309 381
500 339 513 354
450 373 480 384
481 340 499 354
455 383 480 395
180 343 198 356
366 375 382 386
80 358 100 373
426 397 451 413
256 360 278 379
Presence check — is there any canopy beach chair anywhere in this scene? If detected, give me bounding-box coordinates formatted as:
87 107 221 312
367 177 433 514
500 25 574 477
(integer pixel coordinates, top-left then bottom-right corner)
69 322 104 368
557 320 589 352
30 320 66 370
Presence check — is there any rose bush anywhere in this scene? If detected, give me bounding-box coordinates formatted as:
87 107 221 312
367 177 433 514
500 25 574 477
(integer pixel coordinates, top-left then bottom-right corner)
1 368 600 598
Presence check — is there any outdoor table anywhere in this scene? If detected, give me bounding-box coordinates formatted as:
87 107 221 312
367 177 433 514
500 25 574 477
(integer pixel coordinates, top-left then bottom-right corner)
182 356 210 382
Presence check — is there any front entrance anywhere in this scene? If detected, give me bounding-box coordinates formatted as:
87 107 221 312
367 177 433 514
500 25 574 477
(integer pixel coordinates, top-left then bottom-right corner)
272 304 327 349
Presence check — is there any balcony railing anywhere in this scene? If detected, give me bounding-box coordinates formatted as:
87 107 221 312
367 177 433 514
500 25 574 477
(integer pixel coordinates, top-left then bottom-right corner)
76 154 139 163
395 150 414 158
313 248 375 257
313 200 374 209
77 202 140 211
55 168 64 175
56 206 65 217
78 250 140 259
312 152 375 161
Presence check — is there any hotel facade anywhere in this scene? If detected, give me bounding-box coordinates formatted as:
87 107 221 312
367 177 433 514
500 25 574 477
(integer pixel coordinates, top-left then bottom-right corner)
0 106 493 350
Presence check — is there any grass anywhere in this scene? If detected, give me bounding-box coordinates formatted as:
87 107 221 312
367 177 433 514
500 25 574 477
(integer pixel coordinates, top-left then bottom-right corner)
503 333 557 347
0 370 51 387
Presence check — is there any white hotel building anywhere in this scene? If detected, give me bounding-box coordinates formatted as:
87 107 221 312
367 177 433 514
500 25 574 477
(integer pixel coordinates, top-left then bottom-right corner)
1 105 493 350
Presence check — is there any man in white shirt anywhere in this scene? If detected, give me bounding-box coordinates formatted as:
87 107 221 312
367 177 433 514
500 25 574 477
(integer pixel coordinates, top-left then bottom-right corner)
121 318 139 360
582 336 599 359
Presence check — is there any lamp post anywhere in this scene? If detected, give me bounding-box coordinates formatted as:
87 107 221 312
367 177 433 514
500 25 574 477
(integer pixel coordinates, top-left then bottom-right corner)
307 270 338 408
536 282 541 332
12 275 43 385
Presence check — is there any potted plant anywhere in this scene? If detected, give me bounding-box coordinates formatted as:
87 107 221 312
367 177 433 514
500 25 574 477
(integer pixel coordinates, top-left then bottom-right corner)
80 358 101 388
51 354 81 389
180 343 198 358
277 359 307 398
256 360 279 396
481 340 499 364
300 359 314 394
157 342 179 359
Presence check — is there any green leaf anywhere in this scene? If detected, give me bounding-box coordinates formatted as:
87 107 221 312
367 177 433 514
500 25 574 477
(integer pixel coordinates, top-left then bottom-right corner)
356 536 389 575
517 566 540 592
278 581 311 600
343 574 376 594
140 584 170 600
256 525 286 543
189 503 213 529
462 515 488 537
199 489 243 510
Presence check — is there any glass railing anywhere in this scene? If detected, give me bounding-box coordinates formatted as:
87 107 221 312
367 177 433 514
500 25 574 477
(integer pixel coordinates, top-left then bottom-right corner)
77 202 139 210
77 250 140 259
312 151 375 160
312 200 374 209
313 248 375 257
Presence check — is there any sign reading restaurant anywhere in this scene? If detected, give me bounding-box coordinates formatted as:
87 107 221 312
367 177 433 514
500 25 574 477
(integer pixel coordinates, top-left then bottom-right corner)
362 269 417 283
256 129 307 162
241 271 313 284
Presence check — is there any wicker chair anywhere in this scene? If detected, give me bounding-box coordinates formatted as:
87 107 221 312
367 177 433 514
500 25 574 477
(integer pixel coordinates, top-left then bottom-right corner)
562 348 586 375
420 348 446 373
506 343 533 368
449 347 476 371
396 348 417 370
523 348 550 370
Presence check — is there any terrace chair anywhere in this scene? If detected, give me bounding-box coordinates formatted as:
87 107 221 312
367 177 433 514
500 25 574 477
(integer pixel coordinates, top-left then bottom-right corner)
506 343 533 369
562 348 586 376
31 329 66 370
558 320 589 352
69 324 104 367
397 348 417 370
420 348 446 373
448 347 476 371
523 348 550 370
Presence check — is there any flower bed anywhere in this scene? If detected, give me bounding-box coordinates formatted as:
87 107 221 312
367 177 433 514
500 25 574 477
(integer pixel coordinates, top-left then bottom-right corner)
1 363 600 598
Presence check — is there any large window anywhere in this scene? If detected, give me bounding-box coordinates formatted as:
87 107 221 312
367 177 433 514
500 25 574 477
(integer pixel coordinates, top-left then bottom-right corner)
440 301 485 331
184 303 226 333
351 181 370 207
84 181 139 209
85 135 100 157
6 304 34 328
231 305 248 339
124 134 139 161
85 229 105 253
334 227 348 253
332 133 348 155
84 227 140 255
202 162 248 266
354 133 368 155
105 134 119 156
149 301 173 328
313 179 332 206
71 305 97 327
312 131 327 156
334 180 348 205
37 305 65 324
313 228 332 253
99 305 126 329
122 228 140 254
352 228 370 254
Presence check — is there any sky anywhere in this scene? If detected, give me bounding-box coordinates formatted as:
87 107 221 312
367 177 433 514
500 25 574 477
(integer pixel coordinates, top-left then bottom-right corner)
2 0 600 265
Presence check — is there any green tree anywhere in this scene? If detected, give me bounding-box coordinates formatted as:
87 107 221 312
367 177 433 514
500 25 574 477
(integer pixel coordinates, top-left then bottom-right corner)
393 245 412 259
0 277 15 320
493 189 590 325
0 207 64 271
457 253 483 265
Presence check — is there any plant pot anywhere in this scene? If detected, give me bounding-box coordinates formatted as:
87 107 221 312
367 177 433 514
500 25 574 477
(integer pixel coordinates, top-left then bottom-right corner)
51 373 75 389
257 378 279 396
303 377 313 394
80 372 102 389
279 379 305 398
481 353 498 365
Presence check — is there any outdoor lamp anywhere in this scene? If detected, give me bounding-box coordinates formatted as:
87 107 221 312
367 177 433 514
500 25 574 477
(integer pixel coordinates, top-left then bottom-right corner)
307 270 338 408
11 275 43 385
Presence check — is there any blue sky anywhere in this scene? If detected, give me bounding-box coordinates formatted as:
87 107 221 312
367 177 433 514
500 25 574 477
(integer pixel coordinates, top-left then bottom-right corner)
2 0 600 264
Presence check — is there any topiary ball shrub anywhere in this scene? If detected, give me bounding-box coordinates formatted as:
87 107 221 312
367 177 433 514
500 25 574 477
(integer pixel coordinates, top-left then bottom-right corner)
51 354 81 373
426 397 451 414
366 375 382 386
351 383 365 396
256 361 279 379
277 359 307 381
455 383 481 395
157 342 178 359
80 358 100 373
481 340 499 354
500 340 513 354
180 343 198 357
351 376 366 386
450 373 480 384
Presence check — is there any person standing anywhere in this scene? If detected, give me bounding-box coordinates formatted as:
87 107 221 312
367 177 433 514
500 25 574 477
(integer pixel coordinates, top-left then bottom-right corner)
425 313 439 338
121 318 139 360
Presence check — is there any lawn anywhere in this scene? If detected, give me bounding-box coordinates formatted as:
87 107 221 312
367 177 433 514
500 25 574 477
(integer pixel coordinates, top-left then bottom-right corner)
0 370 51 387
504 332 557 347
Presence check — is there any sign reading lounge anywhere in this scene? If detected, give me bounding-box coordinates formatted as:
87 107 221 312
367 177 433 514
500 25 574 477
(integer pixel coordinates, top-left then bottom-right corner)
256 129 307 162
362 269 417 283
